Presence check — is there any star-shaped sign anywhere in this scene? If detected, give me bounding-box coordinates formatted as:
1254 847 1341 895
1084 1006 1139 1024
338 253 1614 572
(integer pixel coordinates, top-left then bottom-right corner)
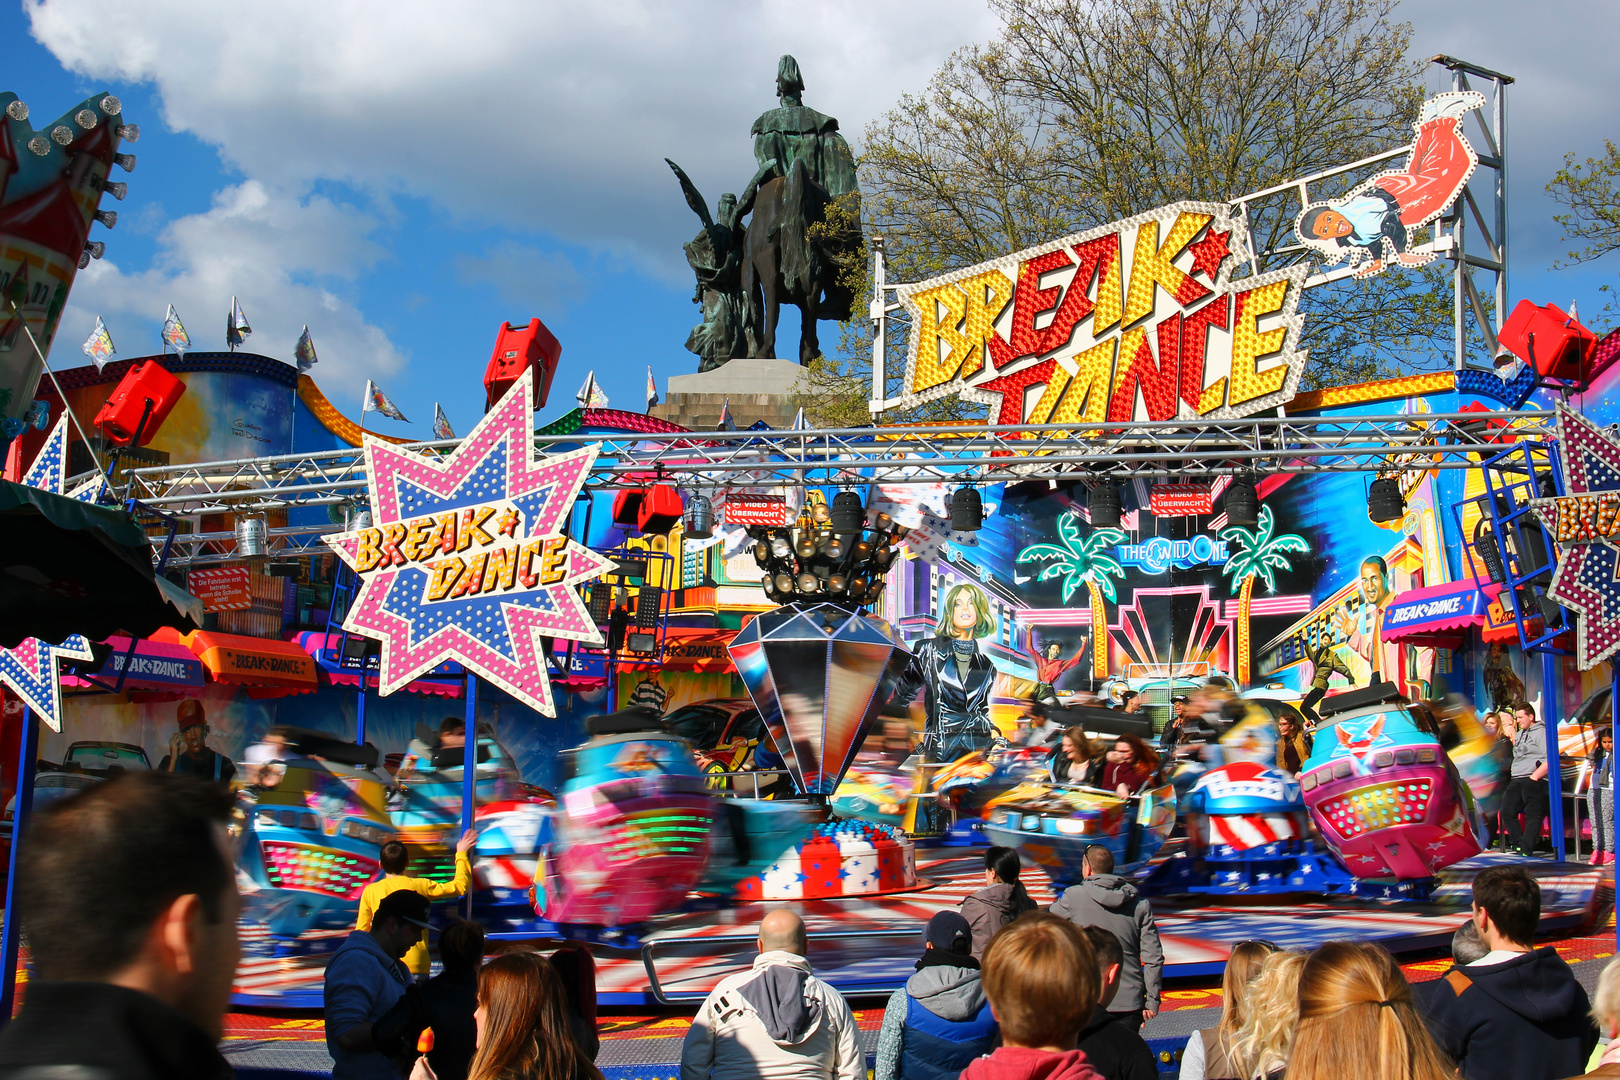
325 371 612 716
1536 405 1620 668
1187 228 1232 280
3 415 97 731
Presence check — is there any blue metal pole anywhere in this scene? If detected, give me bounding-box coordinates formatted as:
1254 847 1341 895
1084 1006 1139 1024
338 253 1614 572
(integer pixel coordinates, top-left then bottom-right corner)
0 708 41 1025
356 685 367 747
1611 668 1618 949
461 675 478 920
1543 651 1565 863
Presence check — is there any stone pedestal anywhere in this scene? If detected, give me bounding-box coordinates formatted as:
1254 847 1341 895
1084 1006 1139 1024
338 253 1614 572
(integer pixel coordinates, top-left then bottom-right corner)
649 358 809 431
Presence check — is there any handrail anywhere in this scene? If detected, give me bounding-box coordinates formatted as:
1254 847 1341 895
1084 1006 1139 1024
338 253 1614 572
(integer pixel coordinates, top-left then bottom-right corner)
640 927 924 1005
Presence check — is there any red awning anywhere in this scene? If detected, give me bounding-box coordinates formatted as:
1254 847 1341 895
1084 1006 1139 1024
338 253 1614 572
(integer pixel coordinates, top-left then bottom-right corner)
657 627 738 672
180 630 319 696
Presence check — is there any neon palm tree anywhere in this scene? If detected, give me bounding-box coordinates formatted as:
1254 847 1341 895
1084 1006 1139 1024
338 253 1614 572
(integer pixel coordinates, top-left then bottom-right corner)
1016 511 1127 679
1220 506 1309 686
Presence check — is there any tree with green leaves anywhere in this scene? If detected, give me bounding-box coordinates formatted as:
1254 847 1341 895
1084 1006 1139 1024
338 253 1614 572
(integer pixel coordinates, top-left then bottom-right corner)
1220 506 1309 686
1016 512 1127 679
1548 140 1620 329
802 0 1459 424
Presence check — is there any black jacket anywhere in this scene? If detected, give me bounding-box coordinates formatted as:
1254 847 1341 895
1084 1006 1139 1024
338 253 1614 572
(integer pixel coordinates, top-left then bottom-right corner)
0 980 233 1080
421 970 479 1080
1419 948 1598 1080
893 637 997 755
1076 1007 1157 1080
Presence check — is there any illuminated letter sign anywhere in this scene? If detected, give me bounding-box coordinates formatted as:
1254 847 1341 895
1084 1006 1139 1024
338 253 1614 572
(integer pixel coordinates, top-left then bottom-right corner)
892 202 1307 429
327 372 612 716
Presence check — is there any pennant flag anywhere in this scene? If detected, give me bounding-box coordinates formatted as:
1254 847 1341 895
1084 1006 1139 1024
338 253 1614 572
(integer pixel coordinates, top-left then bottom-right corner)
80 316 115 369
576 370 608 410
432 402 455 440
646 366 659 409
294 325 318 372
791 407 807 430
716 398 734 431
363 379 409 423
161 305 190 356
226 295 251 348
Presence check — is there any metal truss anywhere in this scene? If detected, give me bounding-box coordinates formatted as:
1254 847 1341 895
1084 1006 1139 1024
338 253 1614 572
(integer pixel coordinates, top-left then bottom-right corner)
116 409 1555 529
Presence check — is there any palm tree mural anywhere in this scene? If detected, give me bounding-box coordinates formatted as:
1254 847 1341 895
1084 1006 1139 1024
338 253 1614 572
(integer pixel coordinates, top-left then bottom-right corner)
1016 512 1127 679
1220 506 1309 686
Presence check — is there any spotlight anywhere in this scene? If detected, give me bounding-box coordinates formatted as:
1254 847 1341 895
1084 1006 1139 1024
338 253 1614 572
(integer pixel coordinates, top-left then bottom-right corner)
770 536 792 560
830 490 866 532
949 486 983 531
1225 475 1260 528
83 240 105 260
1367 476 1405 523
26 136 48 157
6 101 26 122
99 95 121 116
50 125 73 146
682 493 714 539
94 210 117 228
115 124 139 143
113 153 136 172
1472 520 1506 585
235 516 268 559
1088 480 1122 528
102 180 127 201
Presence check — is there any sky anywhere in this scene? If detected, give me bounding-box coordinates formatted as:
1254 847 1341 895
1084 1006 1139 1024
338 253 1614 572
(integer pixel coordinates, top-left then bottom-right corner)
5 0 1619 438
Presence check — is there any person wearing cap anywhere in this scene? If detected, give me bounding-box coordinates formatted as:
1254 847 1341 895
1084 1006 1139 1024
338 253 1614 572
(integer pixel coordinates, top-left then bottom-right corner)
1158 696 1193 754
158 700 236 786
875 911 999 1080
326 890 432 1080
356 829 478 980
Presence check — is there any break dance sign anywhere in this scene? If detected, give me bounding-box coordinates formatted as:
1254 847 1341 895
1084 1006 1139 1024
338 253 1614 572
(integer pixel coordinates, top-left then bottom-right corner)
326 371 613 716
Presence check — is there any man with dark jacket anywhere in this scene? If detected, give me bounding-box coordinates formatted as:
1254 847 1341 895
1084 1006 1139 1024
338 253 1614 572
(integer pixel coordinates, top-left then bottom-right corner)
1419 865 1597 1080
326 890 434 1079
0 773 239 1080
1050 845 1163 1032
875 911 999 1080
1076 928 1158 1080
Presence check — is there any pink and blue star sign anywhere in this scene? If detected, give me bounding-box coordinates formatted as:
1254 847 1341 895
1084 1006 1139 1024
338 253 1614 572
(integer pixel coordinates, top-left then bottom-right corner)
326 372 612 716
1542 404 1620 669
0 415 98 730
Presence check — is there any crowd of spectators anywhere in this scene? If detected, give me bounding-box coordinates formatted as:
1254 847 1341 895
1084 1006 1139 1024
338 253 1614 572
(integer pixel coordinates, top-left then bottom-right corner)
1 772 1615 1080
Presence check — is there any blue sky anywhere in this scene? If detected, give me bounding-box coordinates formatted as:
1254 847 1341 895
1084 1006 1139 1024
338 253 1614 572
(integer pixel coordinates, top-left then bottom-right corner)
6 0 1619 439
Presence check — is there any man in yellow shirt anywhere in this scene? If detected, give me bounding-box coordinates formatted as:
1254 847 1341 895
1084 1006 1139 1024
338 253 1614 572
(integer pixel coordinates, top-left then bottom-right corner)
356 829 478 978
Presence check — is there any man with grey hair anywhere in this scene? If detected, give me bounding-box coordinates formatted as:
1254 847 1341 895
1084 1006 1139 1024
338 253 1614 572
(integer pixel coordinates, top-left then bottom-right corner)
680 909 862 1080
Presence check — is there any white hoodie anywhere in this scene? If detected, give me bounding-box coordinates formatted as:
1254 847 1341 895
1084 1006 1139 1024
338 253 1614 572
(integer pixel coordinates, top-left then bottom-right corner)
680 951 863 1080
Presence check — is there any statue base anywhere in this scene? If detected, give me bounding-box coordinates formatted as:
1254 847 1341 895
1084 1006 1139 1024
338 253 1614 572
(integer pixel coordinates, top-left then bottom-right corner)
649 358 809 431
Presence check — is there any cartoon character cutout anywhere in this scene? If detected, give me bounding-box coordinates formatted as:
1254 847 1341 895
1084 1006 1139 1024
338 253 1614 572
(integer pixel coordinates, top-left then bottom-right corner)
1334 714 1394 764
1295 91 1484 278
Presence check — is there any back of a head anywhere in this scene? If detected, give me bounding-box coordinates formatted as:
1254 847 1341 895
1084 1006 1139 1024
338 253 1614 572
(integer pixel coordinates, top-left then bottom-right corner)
1450 920 1488 967
440 919 487 975
20 772 234 981
1084 844 1115 876
759 908 807 955
1472 865 1540 947
985 846 1022 886
1232 950 1308 1080
440 717 465 735
1219 940 1279 1041
1082 926 1123 1003
982 914 1097 1048
1593 957 1620 1036
379 840 409 876
1289 941 1454 1080
470 952 596 1080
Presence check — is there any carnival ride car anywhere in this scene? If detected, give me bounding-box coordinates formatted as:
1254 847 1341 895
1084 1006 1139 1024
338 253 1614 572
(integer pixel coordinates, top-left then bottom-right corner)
236 738 394 939
533 707 719 927
1 741 150 841
667 697 791 798
981 776 1177 888
1299 682 1484 886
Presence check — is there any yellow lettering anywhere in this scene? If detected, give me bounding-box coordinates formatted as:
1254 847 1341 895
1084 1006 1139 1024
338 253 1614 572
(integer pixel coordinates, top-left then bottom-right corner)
484 546 517 593
426 557 465 601
518 539 543 588
539 537 568 584
1227 279 1290 409
1049 338 1118 436
909 282 971 393
355 528 384 574
452 552 488 598
401 518 434 563
437 511 458 554
379 523 408 567
1123 212 1212 327
461 506 497 548
1597 495 1620 538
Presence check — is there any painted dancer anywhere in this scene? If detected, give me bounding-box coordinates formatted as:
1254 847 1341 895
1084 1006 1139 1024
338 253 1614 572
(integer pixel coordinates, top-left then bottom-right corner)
1296 92 1484 278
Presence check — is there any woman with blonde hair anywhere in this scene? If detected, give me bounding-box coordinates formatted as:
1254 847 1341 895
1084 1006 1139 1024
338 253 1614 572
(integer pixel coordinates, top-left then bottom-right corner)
413 951 601 1080
1227 949 1307 1080
1178 940 1277 1080
1287 940 1455 1080
1575 955 1620 1077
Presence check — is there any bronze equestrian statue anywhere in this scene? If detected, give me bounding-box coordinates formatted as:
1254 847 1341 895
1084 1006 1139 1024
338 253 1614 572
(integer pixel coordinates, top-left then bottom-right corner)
669 55 863 371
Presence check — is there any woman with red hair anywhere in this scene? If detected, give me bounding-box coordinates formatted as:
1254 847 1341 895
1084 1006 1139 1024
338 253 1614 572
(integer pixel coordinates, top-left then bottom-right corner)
1100 734 1160 797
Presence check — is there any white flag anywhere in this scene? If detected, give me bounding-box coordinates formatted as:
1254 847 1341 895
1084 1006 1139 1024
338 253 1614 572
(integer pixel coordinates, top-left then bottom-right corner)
646 366 659 409
363 379 408 422
294 325 318 372
226 295 251 348
576 370 608 409
81 316 115 369
161 305 190 355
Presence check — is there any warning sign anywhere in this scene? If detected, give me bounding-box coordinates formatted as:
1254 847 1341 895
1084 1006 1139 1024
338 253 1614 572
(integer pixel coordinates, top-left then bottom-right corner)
188 567 253 612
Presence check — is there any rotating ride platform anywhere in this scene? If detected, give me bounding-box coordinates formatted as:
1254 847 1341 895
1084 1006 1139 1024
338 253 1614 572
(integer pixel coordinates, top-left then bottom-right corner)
230 845 1601 1007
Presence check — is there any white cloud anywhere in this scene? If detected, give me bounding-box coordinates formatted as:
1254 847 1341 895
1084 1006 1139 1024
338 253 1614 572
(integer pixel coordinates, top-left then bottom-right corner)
61 181 405 395
24 0 999 281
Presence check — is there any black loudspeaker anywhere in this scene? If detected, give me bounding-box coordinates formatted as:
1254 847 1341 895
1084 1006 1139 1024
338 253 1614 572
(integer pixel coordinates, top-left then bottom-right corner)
636 586 663 629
